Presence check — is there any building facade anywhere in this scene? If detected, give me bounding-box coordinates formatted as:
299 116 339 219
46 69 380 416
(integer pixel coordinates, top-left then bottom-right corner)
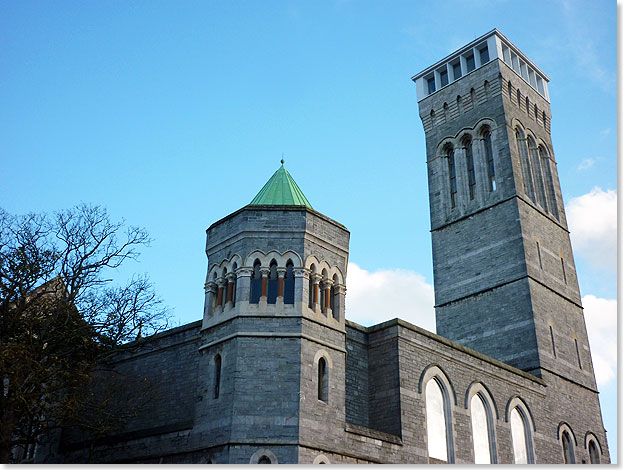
44 29 609 464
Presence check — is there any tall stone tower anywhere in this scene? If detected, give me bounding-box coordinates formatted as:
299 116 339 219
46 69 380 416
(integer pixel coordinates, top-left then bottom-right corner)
412 29 597 391
195 162 350 464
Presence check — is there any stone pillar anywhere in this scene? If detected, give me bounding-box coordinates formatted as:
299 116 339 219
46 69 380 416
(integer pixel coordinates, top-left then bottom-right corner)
312 274 322 314
202 281 217 328
224 273 236 310
294 268 308 308
214 278 226 315
323 279 333 317
333 283 346 322
260 268 270 304
277 268 286 298
235 268 252 305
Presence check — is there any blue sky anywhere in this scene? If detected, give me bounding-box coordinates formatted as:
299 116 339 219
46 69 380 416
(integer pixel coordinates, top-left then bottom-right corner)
0 0 616 462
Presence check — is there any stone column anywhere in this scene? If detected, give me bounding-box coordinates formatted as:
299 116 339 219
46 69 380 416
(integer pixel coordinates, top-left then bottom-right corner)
333 283 346 322
294 268 308 308
235 268 252 305
224 273 236 310
323 279 333 317
214 278 226 315
202 281 217 328
276 267 286 307
312 274 322 314
259 267 270 304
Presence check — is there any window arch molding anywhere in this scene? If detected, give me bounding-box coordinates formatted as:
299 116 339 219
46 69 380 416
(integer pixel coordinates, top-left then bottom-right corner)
558 422 577 463
474 118 498 138
313 454 331 464
584 432 602 463
418 364 457 404
418 365 456 463
505 396 536 464
244 249 303 268
435 137 459 159
464 381 498 418
465 381 498 463
505 396 536 432
249 448 278 464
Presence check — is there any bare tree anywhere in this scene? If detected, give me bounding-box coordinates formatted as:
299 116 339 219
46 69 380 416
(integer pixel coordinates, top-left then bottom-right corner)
0 204 170 463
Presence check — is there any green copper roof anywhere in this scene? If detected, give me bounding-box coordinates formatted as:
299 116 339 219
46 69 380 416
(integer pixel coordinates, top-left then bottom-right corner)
250 162 313 208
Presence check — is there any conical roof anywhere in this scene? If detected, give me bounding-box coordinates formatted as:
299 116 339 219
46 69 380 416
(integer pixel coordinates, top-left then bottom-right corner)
249 161 313 208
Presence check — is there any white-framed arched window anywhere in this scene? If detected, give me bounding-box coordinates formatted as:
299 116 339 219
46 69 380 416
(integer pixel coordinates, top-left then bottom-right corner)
507 397 535 464
465 382 498 463
420 365 456 463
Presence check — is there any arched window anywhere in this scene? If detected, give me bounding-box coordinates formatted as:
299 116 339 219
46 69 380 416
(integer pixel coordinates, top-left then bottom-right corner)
562 430 575 463
267 259 278 304
250 259 262 304
589 439 600 464
284 260 295 304
510 407 533 463
447 146 457 208
471 393 493 463
526 96 530 115
527 136 548 210
213 354 222 399
250 449 278 464
516 129 535 202
483 80 490 98
470 88 476 106
318 357 328 402
426 378 452 462
464 137 476 200
443 102 449 121
483 131 496 191
508 81 513 99
517 89 521 107
456 95 462 114
319 271 328 314
538 145 559 219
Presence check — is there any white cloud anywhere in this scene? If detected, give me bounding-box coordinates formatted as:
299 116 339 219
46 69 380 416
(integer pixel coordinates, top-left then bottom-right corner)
566 187 617 272
344 262 435 332
577 158 595 171
582 294 617 387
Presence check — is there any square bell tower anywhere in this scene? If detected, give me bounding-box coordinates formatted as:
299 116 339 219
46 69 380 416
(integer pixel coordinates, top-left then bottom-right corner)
412 29 597 391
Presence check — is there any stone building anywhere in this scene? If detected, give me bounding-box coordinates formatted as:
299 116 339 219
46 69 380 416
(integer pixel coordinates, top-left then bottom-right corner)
45 29 609 464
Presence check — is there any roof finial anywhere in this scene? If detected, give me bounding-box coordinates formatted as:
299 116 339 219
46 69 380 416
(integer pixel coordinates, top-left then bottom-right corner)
281 153 285 165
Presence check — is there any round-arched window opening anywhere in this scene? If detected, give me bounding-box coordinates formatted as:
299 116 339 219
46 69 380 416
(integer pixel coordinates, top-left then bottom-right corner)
258 456 271 464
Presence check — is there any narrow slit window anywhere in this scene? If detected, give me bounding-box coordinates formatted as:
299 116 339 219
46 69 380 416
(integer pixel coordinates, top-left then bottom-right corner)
561 258 567 285
549 325 557 357
483 132 495 191
214 355 222 399
575 338 582 369
562 431 575 463
318 357 328 402
536 242 542 270
448 149 457 208
466 139 476 200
